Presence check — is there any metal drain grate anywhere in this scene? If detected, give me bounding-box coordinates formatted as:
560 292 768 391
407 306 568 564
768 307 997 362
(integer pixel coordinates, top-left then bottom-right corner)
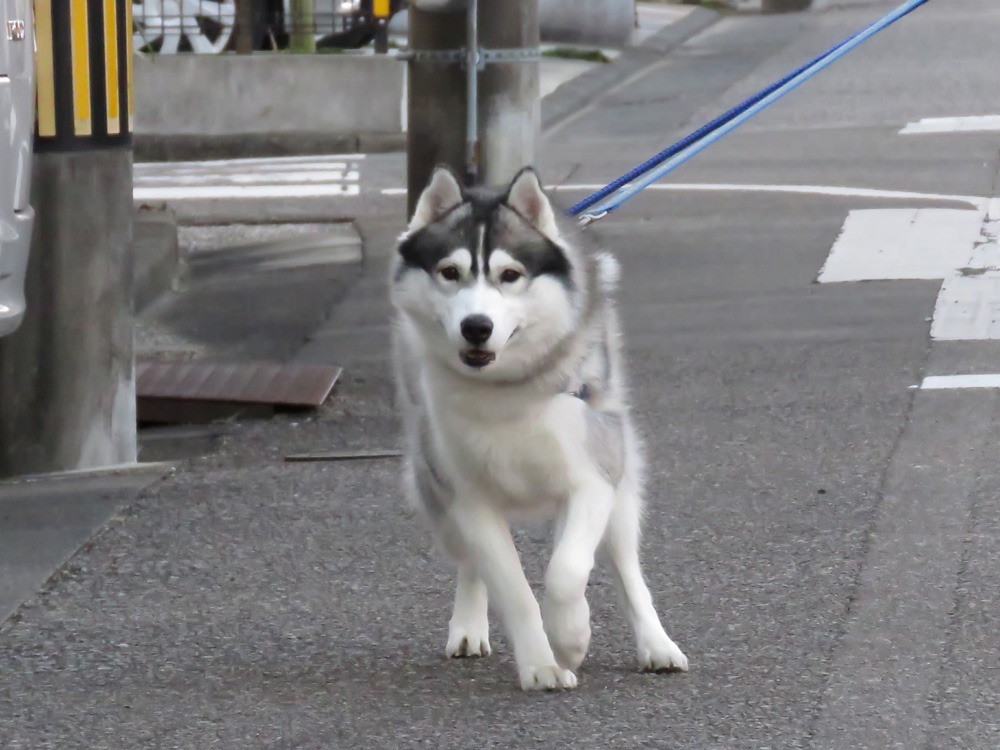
136 360 342 424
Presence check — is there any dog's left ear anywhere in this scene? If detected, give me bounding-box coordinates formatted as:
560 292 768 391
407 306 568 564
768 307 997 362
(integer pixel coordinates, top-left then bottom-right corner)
505 167 560 240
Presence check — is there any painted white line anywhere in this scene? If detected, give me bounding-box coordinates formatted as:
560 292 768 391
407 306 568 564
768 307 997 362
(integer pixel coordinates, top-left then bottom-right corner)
931 273 1000 340
817 208 986 283
133 184 362 200
134 170 360 186
133 154 367 170
920 374 1000 390
381 183 987 208
139 163 357 176
900 115 1000 135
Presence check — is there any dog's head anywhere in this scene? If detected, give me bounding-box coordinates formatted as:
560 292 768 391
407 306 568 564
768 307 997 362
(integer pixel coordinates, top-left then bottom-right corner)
392 166 587 381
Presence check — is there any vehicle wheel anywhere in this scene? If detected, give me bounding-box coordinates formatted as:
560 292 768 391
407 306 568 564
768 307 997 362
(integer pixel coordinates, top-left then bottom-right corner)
317 28 375 49
133 0 237 54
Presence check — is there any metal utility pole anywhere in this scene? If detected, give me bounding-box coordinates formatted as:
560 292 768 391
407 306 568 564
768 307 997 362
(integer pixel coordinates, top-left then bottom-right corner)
289 0 316 53
373 0 391 54
234 0 257 53
406 0 540 214
0 0 136 477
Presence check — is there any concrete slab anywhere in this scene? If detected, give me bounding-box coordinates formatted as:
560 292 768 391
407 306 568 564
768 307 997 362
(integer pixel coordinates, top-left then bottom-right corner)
0 466 169 622
812 389 1000 749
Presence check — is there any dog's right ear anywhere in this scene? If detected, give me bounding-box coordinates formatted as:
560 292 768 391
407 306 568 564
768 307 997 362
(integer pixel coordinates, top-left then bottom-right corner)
408 166 464 232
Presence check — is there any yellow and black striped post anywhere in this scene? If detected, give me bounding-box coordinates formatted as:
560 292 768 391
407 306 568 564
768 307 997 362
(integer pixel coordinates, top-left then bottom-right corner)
0 0 137 477
34 0 133 148
373 0 391 54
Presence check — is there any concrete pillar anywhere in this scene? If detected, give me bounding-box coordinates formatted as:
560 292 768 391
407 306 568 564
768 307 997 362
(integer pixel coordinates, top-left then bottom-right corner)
539 0 634 48
0 0 136 477
407 0 539 212
407 3 467 213
478 0 540 186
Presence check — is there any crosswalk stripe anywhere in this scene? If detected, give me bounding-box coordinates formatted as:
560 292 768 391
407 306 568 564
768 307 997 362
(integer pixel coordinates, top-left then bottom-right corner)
133 155 365 201
900 115 1000 135
134 184 362 200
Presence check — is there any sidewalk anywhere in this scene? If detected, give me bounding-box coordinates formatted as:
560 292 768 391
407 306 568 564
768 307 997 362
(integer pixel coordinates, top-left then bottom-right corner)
3 1 1000 747
1 1 721 657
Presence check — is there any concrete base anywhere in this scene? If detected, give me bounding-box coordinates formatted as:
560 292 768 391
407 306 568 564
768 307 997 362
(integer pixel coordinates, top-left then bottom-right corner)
539 0 635 47
0 150 137 478
0 464 168 622
762 0 810 12
133 53 406 158
717 0 764 11
133 206 179 311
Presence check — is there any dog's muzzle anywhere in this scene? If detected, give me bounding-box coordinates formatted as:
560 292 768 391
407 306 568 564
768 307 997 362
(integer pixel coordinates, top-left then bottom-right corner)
460 349 497 368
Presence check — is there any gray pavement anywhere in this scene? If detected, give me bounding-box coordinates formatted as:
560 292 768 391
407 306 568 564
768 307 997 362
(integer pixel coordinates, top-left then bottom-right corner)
4 1 1000 747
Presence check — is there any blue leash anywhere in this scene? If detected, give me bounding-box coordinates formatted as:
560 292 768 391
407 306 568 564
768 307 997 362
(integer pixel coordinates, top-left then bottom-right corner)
571 0 931 224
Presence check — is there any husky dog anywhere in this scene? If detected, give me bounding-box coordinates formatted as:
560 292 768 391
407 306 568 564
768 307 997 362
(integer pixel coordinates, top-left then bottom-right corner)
390 166 687 691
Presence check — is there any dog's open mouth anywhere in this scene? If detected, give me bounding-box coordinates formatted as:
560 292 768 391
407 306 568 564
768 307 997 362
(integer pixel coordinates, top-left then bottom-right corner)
460 349 497 368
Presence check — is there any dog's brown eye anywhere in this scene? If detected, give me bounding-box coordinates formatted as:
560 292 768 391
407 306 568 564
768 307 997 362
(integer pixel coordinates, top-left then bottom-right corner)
500 269 522 284
439 266 461 282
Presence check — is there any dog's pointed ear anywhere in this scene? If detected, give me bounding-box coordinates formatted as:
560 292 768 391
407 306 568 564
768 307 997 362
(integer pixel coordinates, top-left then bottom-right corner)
505 167 560 239
409 166 464 232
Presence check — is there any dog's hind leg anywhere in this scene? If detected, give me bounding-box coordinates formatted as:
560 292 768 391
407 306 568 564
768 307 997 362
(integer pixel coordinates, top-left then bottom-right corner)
446 561 491 658
603 482 688 673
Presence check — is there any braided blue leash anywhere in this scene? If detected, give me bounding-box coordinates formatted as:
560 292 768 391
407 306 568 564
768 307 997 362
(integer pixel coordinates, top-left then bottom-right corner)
570 0 931 223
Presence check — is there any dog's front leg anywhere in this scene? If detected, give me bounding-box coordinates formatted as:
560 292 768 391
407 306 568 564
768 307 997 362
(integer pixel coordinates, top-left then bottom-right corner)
451 501 577 691
542 476 616 671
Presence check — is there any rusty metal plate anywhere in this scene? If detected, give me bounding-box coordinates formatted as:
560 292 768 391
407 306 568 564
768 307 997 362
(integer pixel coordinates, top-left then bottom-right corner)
136 360 341 424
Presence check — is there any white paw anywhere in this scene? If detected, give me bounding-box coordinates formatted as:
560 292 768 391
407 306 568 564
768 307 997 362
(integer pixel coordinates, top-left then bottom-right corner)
542 595 591 671
519 663 578 691
446 623 491 658
637 631 688 673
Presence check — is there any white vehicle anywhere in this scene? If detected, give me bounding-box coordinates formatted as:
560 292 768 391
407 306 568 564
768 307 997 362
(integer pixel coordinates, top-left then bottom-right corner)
0 0 34 337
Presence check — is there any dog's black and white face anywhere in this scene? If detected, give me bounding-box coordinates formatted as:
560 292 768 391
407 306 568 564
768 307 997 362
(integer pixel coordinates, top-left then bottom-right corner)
392 167 582 380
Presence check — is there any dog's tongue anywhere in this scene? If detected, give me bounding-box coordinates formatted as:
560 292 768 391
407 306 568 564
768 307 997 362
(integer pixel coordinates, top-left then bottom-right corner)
461 350 496 368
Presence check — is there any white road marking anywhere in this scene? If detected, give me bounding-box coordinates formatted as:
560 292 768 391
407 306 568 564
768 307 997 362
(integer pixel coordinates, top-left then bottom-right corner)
134 154 364 201
133 154 366 170
900 115 1000 135
136 171 360 186
134 184 361 200
919 374 1000 390
812 196 999 339
817 208 987 283
931 273 1000 340
382 183 987 208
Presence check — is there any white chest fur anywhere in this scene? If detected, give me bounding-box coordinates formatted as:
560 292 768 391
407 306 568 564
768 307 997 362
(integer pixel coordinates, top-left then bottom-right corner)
427 388 587 513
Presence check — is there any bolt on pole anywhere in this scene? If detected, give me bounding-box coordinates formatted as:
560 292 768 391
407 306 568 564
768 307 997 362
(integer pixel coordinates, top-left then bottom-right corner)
0 0 137 477
406 0 539 213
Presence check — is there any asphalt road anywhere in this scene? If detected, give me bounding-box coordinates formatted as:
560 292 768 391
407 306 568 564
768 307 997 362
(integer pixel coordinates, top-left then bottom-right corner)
3 1 1000 748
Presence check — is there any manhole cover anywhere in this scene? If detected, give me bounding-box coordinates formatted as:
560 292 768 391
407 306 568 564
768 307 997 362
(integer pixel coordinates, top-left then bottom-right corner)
136 360 342 424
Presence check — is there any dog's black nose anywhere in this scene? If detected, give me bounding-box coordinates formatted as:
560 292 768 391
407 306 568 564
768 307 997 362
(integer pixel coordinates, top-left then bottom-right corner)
460 314 493 346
